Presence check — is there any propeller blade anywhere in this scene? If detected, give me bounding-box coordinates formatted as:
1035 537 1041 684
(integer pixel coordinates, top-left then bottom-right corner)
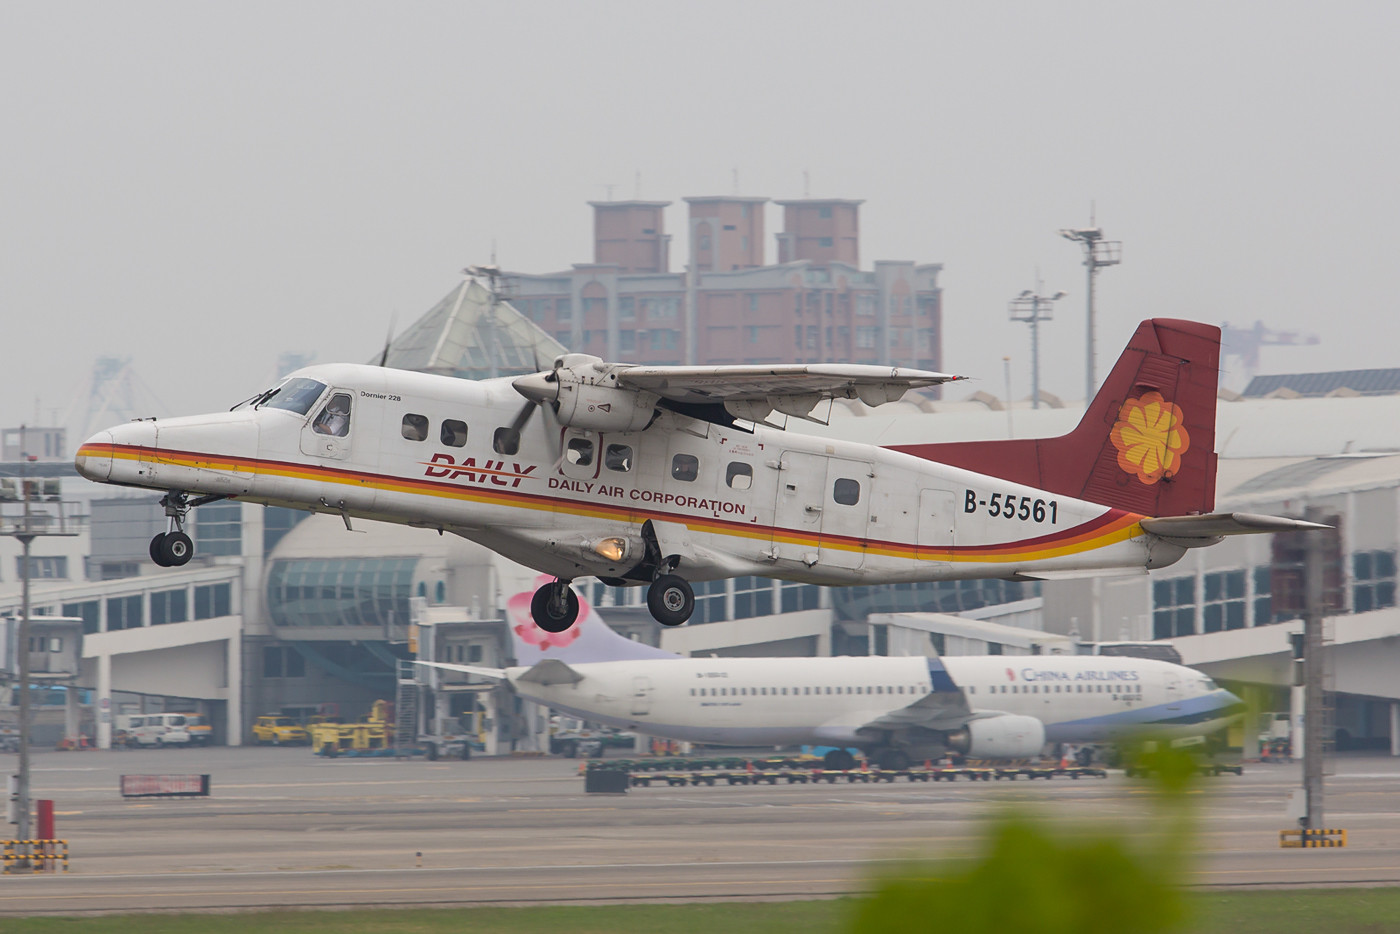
378 312 399 368
508 399 536 434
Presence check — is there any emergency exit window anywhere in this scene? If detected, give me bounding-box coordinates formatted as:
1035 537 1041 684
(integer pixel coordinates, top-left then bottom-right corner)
725 462 753 490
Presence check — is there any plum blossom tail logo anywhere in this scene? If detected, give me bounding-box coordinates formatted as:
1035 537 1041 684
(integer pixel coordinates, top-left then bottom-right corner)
507 580 585 651
1110 392 1190 485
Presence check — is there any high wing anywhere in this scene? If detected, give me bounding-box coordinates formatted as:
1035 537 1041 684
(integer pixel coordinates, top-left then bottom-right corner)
616 363 963 404
511 354 965 431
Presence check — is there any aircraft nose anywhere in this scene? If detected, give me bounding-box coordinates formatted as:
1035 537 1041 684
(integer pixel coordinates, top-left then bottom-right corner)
74 430 115 482
1221 689 1248 718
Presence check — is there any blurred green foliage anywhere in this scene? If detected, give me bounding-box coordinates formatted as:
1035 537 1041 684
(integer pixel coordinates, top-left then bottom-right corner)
851 743 1203 934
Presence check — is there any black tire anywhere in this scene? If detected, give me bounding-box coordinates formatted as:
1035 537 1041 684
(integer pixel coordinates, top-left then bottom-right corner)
647 574 695 626
160 531 194 567
149 533 171 567
530 582 579 633
823 749 856 771
875 748 910 771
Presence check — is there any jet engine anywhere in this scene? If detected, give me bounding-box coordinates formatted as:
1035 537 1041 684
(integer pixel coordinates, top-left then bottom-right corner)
945 714 1046 759
513 354 659 433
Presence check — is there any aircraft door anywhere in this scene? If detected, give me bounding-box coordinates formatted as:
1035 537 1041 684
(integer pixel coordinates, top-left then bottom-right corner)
917 490 957 561
772 451 826 566
300 390 355 460
819 459 872 570
630 676 653 716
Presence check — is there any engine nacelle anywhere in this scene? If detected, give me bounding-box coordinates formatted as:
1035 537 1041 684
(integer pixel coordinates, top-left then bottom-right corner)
517 355 660 433
554 380 658 433
946 714 1046 759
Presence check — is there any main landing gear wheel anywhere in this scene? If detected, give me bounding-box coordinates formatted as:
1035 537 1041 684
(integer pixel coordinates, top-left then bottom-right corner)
823 749 857 771
874 748 910 771
530 580 580 633
647 574 695 627
149 531 194 568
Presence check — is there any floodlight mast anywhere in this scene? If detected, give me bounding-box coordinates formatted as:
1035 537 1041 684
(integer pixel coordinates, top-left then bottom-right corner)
1059 225 1121 404
1008 285 1067 409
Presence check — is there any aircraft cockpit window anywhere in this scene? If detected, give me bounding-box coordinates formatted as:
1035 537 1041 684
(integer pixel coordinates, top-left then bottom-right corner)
671 454 699 482
311 393 352 437
493 427 521 455
263 378 327 415
725 462 753 490
605 444 633 472
833 478 860 506
566 437 594 466
401 414 429 442
441 419 468 447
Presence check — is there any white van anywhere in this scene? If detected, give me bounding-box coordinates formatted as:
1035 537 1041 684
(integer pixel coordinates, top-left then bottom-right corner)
118 713 194 747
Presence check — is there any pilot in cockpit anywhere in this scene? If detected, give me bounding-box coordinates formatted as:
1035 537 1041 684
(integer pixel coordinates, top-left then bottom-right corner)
312 394 351 437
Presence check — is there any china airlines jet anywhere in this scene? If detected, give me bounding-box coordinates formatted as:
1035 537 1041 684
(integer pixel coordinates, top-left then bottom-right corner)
421 581 1244 770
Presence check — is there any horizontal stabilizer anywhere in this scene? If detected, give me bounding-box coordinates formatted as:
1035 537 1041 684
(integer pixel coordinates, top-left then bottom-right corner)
1140 512 1332 545
416 660 507 681
516 658 584 686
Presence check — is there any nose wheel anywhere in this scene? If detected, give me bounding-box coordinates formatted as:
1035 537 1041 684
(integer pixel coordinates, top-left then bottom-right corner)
149 531 194 567
147 491 227 568
530 579 580 633
647 574 695 627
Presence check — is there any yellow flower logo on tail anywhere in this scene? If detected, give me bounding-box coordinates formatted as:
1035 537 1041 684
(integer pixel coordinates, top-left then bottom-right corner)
1110 392 1190 484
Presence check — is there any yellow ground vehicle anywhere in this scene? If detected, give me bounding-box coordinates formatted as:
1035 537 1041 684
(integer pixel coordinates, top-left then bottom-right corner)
252 715 311 745
309 700 393 756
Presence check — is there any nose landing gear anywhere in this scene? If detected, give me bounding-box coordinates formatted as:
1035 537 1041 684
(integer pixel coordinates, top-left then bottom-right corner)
148 491 227 568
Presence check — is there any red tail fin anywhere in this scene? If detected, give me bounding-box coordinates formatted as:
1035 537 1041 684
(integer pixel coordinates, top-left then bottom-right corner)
890 319 1219 517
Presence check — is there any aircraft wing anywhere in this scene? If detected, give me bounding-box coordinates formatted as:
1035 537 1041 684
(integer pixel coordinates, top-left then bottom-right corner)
1140 512 1331 546
615 363 964 418
416 658 585 687
415 660 508 681
857 688 979 735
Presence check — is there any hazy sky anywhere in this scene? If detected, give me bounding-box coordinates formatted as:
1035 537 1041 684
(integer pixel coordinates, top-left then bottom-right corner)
4 1 1398 440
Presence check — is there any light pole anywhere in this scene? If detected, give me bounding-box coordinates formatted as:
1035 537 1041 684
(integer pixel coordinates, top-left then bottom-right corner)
1059 225 1121 403
1 428 80 854
1008 286 1067 409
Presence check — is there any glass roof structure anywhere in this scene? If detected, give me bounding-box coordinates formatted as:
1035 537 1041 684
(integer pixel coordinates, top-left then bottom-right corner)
378 278 567 380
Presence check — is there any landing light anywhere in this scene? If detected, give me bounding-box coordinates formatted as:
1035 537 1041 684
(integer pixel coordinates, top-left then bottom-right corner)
592 537 628 562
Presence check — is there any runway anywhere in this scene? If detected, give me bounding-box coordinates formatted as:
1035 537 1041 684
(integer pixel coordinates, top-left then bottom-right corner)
1 747 1397 914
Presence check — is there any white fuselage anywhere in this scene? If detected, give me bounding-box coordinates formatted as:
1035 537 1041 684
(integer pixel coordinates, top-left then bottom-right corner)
75 363 1186 586
508 654 1239 750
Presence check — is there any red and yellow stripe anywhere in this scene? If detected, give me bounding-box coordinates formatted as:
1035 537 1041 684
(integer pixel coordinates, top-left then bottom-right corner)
77 442 1147 566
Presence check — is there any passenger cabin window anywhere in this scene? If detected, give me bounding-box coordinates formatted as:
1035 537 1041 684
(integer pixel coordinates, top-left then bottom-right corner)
726 462 753 490
264 378 327 415
441 419 468 447
401 414 429 442
493 427 520 455
833 478 860 505
566 437 594 466
672 453 699 482
605 444 633 472
311 393 352 437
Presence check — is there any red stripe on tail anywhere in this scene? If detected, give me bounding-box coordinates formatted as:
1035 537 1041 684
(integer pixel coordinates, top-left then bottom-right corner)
890 319 1219 518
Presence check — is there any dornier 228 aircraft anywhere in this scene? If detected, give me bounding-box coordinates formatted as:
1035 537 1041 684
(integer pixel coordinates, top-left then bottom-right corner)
75 316 1323 632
